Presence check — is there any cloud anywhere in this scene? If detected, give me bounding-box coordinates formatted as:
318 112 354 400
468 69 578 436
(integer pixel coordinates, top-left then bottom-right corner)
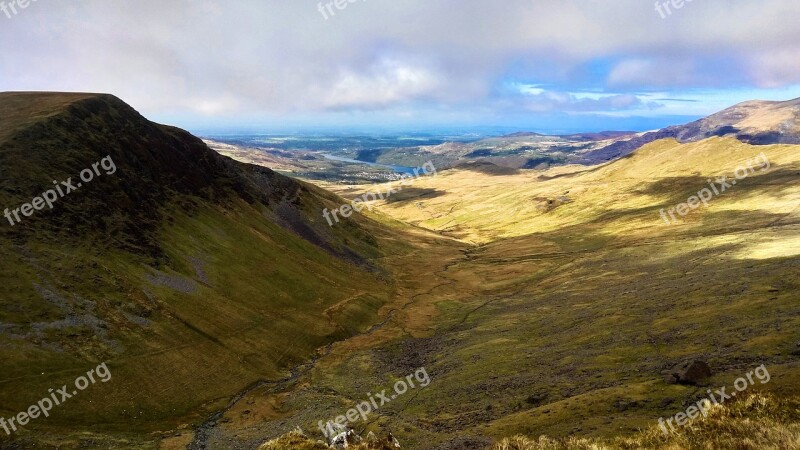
0 0 799 128
318 57 442 110
749 49 800 88
607 59 697 88
511 86 661 113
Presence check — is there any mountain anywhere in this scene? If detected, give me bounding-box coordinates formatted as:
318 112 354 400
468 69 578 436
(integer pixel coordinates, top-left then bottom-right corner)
671 97 800 144
581 97 800 164
0 92 382 264
0 92 414 447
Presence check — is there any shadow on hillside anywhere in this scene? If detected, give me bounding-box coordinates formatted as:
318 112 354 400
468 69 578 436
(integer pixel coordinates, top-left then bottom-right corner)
385 187 446 204
456 161 520 175
490 206 798 263
637 167 799 204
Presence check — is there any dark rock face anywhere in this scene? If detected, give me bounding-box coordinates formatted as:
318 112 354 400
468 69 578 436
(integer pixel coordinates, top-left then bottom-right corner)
663 360 712 385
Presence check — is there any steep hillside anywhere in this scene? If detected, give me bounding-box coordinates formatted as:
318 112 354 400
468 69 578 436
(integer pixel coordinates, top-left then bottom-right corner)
0 92 380 264
0 92 424 447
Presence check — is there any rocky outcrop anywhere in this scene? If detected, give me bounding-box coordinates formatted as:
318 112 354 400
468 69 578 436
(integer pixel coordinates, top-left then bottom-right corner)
663 360 712 385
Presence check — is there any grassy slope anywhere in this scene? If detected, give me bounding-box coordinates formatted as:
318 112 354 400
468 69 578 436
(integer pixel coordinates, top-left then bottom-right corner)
0 202 389 440
259 394 800 450
0 93 418 448
246 137 799 449
326 137 799 244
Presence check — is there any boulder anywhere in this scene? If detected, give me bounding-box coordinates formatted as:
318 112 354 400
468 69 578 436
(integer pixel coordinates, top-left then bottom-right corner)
663 360 712 385
525 392 548 406
663 373 680 385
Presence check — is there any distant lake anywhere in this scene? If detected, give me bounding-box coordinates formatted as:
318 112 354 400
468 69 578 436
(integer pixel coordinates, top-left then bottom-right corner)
322 153 417 175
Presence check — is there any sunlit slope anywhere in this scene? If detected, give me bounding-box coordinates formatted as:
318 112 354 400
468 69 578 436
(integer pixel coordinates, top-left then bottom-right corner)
295 137 800 448
328 137 799 244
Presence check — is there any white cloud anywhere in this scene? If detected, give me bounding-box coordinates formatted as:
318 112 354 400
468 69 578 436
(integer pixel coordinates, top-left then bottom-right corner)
0 0 799 126
320 58 442 110
607 59 698 88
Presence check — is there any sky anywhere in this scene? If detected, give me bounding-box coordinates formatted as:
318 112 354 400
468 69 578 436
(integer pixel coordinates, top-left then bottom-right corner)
2 0 800 134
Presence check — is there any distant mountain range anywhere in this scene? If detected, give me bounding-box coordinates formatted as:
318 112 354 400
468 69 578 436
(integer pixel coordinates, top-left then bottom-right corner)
501 130 637 141
340 97 800 170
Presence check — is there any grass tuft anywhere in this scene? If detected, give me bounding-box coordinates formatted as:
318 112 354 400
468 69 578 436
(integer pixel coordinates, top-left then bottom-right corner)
492 394 800 450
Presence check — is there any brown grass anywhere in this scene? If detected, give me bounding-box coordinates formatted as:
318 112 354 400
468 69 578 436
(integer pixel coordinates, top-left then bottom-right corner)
258 395 800 449
492 394 800 450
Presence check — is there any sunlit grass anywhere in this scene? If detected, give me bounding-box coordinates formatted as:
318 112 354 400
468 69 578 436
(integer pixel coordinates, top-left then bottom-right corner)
491 394 800 450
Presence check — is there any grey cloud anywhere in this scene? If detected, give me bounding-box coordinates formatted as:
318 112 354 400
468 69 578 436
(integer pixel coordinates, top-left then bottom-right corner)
0 0 797 121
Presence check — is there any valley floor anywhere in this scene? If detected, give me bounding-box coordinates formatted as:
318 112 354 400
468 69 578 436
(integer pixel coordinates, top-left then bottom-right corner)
179 138 800 449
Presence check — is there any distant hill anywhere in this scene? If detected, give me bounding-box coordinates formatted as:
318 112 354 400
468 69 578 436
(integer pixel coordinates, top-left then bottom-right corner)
501 131 636 141
673 97 800 144
501 131 545 138
581 97 800 164
559 130 637 141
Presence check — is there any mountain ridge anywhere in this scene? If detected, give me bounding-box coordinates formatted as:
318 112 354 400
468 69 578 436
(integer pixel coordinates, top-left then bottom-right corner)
0 92 417 448
580 97 800 163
